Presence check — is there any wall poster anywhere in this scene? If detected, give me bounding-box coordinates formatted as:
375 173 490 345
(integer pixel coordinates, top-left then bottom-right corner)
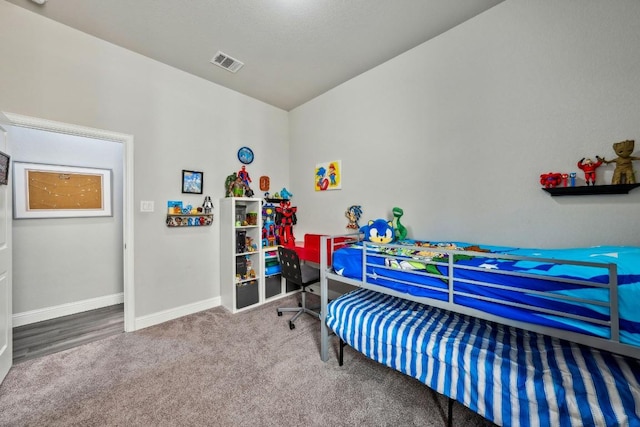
13 162 112 219
315 160 341 191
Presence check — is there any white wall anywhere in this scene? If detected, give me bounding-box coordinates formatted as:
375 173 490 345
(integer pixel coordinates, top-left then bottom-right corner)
289 0 640 248
10 127 123 313
0 1 289 319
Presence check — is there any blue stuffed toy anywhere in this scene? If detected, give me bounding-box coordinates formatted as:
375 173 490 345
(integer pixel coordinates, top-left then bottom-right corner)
360 219 395 244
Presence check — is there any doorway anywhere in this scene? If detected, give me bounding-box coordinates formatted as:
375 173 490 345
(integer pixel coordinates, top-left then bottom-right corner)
3 113 135 336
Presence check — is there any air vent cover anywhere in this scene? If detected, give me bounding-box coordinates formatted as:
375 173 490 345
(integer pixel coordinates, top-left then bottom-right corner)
210 51 244 73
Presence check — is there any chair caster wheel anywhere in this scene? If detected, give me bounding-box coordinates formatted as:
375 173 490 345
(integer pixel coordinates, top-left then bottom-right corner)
289 322 295 330
277 310 282 316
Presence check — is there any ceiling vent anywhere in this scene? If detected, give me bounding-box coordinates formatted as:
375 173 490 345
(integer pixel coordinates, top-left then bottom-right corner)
210 51 244 73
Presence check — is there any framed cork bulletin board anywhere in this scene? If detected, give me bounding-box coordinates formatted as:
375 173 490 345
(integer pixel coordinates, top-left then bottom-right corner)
13 162 112 219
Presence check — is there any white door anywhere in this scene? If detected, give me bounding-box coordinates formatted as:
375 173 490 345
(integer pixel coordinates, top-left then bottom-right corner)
0 124 12 384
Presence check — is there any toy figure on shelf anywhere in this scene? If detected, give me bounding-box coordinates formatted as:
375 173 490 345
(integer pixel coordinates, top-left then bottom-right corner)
262 203 278 247
224 172 238 197
280 188 293 200
569 172 577 187
540 172 563 188
238 165 252 187
577 156 603 186
227 173 254 197
275 200 297 247
602 139 640 184
345 205 363 229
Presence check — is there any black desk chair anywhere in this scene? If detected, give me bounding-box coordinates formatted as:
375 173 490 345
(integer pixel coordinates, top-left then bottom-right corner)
276 246 320 330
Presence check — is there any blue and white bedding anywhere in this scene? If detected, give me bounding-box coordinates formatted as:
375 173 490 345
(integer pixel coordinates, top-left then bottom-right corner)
326 288 640 427
332 241 640 347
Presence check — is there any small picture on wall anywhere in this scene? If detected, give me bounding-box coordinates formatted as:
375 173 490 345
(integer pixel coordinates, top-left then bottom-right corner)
182 170 203 194
0 151 10 185
315 160 341 191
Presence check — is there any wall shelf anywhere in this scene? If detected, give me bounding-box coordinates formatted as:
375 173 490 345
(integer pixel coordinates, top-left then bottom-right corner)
542 184 640 196
166 213 213 227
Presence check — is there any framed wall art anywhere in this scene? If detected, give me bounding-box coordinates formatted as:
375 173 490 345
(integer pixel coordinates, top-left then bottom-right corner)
13 162 112 219
315 160 342 191
0 151 10 185
182 170 203 194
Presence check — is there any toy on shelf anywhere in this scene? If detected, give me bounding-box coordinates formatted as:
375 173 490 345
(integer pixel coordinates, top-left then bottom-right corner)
540 172 563 188
359 219 395 244
226 171 254 197
262 202 279 247
238 165 252 187
577 156 603 186
569 172 577 187
602 139 640 184
392 207 408 241
275 200 297 247
345 205 363 229
202 196 214 213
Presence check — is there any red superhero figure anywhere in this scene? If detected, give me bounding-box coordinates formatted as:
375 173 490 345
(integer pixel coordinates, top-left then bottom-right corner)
237 165 251 186
275 201 297 247
540 172 563 188
577 156 603 186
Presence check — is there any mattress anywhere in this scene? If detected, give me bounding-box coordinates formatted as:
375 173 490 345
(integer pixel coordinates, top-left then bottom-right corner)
332 241 640 346
326 288 640 427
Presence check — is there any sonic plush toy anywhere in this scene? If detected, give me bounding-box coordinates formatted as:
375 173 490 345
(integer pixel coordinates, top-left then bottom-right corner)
359 219 395 244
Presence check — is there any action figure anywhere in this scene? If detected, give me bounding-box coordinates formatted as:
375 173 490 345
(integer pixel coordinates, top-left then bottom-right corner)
602 139 640 184
275 200 297 247
577 157 603 186
238 165 252 187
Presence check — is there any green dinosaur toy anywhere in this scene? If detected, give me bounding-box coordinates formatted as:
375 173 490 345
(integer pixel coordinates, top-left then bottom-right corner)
392 207 407 241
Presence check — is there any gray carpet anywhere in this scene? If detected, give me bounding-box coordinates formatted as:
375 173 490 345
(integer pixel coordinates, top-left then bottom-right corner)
0 293 496 427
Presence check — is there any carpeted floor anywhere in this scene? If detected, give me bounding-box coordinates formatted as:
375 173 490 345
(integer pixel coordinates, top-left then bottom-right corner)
0 293 496 427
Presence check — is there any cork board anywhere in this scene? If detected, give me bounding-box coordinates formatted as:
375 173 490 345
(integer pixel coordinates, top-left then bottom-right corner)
13 162 112 218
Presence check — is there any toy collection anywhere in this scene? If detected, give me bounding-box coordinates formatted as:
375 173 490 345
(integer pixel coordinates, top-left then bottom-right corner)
540 139 640 189
225 169 255 197
602 139 640 184
345 205 363 229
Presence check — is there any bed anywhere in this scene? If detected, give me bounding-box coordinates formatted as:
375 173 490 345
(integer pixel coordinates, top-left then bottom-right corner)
318 235 640 426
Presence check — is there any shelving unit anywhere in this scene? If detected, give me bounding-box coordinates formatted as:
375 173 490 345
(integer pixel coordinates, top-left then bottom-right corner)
220 197 294 313
166 213 213 227
542 183 640 196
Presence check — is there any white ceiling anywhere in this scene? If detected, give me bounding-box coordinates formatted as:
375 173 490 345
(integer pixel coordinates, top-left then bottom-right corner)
7 0 504 111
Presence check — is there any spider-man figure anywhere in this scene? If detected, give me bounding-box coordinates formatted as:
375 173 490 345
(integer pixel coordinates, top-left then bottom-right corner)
275 201 297 247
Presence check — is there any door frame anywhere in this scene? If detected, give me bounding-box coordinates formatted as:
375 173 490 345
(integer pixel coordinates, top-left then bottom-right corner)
2 112 136 332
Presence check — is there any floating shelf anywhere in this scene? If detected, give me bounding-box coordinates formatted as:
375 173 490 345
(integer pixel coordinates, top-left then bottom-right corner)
166 213 213 227
542 183 640 196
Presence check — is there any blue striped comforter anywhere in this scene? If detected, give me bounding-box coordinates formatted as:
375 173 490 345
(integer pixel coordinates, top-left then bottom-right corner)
326 288 640 427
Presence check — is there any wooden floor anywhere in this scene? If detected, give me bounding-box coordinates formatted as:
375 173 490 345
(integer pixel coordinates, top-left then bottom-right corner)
13 304 124 364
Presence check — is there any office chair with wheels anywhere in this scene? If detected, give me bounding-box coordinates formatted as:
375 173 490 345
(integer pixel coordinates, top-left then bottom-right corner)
276 246 320 330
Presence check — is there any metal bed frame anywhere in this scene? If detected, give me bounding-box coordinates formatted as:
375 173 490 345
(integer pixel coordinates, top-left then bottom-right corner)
319 234 640 362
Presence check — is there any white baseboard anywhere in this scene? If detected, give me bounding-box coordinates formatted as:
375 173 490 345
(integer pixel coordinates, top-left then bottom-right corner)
134 297 221 331
13 293 125 327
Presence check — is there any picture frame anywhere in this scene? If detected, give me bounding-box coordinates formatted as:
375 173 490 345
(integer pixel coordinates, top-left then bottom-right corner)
0 151 10 185
182 170 203 194
13 162 112 219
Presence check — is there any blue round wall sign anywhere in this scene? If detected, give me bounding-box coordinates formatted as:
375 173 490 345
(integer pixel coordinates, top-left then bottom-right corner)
237 146 254 164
